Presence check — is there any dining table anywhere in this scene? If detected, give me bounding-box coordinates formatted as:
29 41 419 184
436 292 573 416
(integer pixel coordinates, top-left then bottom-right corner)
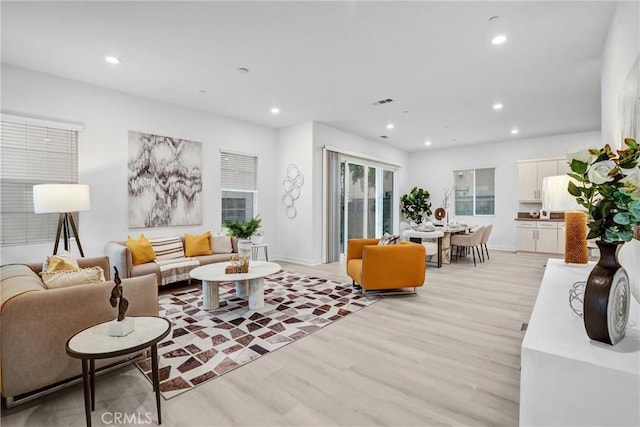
402 224 472 265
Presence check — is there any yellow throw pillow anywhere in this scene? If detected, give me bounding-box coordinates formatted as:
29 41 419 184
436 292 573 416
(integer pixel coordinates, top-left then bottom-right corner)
43 251 80 273
127 234 157 265
184 231 214 257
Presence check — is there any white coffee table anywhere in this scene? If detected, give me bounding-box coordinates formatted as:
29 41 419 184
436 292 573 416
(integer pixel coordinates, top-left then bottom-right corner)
189 261 281 310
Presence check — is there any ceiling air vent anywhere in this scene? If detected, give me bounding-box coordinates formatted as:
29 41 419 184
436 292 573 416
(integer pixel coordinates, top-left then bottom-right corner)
372 98 394 106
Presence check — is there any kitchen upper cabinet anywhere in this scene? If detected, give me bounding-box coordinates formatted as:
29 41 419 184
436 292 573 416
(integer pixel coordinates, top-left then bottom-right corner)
518 158 567 202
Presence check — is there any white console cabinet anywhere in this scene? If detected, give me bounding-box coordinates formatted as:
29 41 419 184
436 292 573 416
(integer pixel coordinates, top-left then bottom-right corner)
520 259 640 426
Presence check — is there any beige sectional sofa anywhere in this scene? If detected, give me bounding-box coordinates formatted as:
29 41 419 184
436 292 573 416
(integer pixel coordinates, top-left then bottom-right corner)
0 256 158 406
105 236 238 286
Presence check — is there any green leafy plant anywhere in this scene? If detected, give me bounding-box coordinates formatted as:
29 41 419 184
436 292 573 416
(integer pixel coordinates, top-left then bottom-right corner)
567 138 640 242
223 215 262 239
400 187 432 224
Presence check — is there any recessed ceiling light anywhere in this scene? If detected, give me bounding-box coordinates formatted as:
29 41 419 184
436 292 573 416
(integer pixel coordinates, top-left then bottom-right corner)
493 103 503 110
270 107 280 114
105 56 120 64
425 141 432 146
492 34 507 45
511 128 520 134
386 124 394 130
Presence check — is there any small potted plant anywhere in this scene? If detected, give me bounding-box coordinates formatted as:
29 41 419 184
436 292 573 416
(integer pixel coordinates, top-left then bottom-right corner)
223 215 262 257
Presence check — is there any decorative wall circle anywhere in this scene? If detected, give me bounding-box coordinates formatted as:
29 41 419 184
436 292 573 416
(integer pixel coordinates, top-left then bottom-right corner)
282 164 303 219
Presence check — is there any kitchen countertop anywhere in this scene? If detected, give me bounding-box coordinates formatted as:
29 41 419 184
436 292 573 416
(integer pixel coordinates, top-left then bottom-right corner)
514 218 564 222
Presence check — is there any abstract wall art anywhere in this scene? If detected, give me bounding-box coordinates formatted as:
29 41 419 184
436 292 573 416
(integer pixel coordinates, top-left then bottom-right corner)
128 131 203 228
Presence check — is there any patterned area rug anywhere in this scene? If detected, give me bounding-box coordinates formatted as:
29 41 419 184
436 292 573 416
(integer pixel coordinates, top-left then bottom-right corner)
135 271 378 399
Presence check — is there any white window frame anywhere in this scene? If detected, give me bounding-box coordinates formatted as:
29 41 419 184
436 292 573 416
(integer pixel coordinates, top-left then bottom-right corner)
453 167 496 217
220 150 258 225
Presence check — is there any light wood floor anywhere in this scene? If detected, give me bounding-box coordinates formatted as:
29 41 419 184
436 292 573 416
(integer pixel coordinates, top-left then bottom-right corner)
1 250 556 426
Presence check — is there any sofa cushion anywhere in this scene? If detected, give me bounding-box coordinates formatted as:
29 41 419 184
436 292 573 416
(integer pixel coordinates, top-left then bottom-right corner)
127 234 156 265
148 236 185 260
211 235 233 254
43 251 80 272
40 266 106 289
0 264 46 310
184 231 213 257
193 253 236 265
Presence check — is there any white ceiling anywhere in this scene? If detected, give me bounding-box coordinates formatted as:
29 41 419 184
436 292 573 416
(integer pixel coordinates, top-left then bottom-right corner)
1 1 614 152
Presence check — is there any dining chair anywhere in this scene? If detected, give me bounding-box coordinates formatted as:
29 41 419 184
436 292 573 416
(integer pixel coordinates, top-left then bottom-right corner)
450 225 486 266
480 224 493 261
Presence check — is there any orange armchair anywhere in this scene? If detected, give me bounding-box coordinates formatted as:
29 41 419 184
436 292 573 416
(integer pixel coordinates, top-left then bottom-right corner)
346 238 426 294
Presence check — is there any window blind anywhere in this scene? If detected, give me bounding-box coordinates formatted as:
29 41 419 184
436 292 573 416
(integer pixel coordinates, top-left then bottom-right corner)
221 152 257 191
0 120 78 246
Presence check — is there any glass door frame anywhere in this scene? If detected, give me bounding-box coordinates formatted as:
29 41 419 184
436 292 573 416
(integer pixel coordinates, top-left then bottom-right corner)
340 155 398 255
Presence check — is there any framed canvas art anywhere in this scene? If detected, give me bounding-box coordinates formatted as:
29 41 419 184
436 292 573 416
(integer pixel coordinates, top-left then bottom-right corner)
128 131 203 228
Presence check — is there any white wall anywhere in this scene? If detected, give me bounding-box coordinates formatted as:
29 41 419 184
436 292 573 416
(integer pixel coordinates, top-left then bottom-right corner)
601 0 639 147
274 122 315 264
406 131 602 251
0 64 278 264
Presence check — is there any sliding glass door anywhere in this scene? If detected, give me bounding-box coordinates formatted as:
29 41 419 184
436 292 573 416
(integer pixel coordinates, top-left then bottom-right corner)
340 158 396 254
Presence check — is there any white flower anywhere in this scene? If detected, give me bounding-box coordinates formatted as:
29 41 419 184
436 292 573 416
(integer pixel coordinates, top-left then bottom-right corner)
587 160 617 184
620 167 640 199
567 148 596 165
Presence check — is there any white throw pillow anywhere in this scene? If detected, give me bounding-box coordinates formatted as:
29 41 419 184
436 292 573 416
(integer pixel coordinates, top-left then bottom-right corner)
211 235 233 253
41 266 106 289
148 236 185 260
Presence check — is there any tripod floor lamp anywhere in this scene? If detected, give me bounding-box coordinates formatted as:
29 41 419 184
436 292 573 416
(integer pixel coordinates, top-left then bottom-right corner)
33 184 91 257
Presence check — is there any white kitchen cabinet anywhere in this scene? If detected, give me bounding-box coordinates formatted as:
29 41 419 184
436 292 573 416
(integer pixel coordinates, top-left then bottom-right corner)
517 158 567 202
516 221 564 254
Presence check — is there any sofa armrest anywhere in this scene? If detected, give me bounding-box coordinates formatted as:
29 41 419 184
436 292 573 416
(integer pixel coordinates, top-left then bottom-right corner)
105 241 132 278
0 273 158 398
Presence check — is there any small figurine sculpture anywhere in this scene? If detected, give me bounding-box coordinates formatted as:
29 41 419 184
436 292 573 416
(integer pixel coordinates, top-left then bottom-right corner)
110 266 129 321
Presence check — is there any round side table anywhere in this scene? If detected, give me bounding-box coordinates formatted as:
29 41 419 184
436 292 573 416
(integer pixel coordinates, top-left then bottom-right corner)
66 316 171 427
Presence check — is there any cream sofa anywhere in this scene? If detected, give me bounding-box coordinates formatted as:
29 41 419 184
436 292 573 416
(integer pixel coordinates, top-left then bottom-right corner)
0 256 158 406
104 236 238 286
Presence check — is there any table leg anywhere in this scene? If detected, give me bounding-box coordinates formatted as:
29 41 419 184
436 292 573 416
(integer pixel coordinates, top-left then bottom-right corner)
235 280 248 298
151 344 162 425
437 237 442 268
202 280 219 310
248 277 265 309
90 359 95 411
81 359 92 427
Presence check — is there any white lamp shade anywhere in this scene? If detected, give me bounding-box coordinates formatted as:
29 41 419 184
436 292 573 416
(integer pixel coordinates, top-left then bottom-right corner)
542 175 582 212
33 184 91 213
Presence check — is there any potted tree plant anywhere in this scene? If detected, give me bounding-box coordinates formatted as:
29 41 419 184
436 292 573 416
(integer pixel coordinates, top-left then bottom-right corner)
223 215 262 258
401 187 432 224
